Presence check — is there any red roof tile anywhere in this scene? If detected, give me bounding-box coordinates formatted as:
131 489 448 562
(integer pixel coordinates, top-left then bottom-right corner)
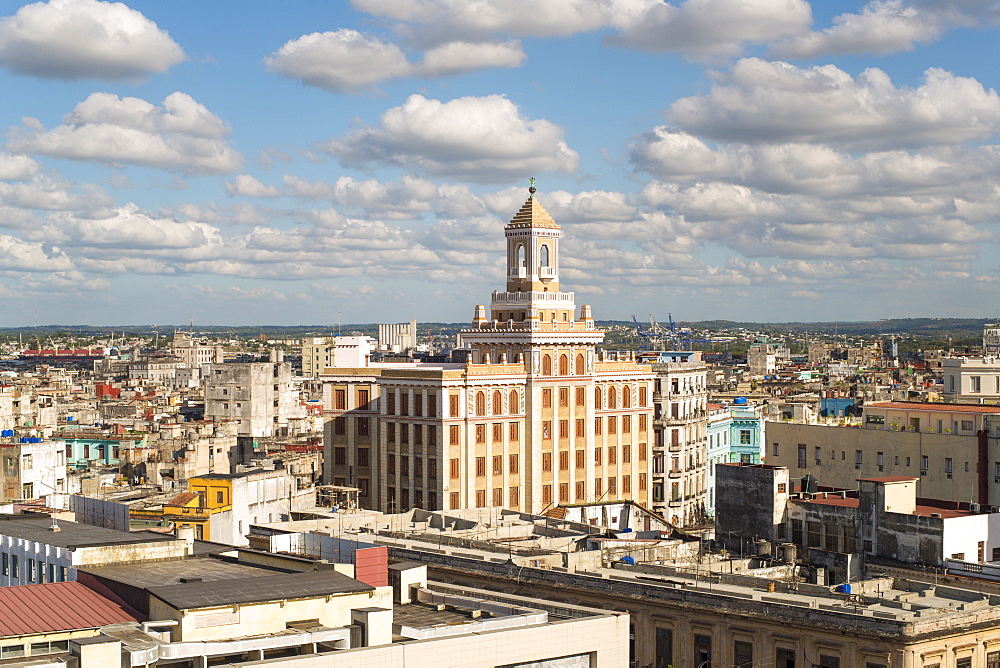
0 581 142 637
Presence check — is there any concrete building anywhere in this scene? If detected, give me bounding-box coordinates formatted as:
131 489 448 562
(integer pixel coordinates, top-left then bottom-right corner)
644 351 708 526
168 332 224 366
747 343 779 376
716 463 1000 583
942 356 1000 403
203 355 302 437
301 336 372 377
156 466 314 545
0 515 190 587
985 323 1000 355
323 189 656 516
254 505 1000 668
378 319 417 352
765 402 1000 507
0 438 67 500
705 402 765 517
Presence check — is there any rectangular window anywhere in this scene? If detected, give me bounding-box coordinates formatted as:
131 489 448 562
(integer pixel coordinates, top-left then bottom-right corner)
575 449 585 469
542 484 552 504
356 418 369 436
358 448 370 467
1 553 7 576
401 456 410 476
639 443 647 461
945 457 954 474
608 416 617 434
622 475 631 494
334 389 346 410
357 388 369 407
595 478 602 498
449 425 459 445
608 446 617 464
475 490 486 508
921 455 929 471
639 386 647 406
334 447 346 466
216 491 224 504
493 455 503 475
962 420 974 431
334 416 346 436
734 640 754 668
509 486 519 507
413 393 423 417
449 492 460 509
559 387 569 407
542 421 552 440
476 457 486 477
388 454 396 474
450 458 459 479
449 394 459 417
655 628 673 668
639 414 647 431
773 442 779 457
575 481 585 500
623 415 631 433
492 488 503 507
623 444 631 463
575 387 585 406
509 454 519 474
559 482 569 502
509 422 519 441
542 452 552 472
542 389 552 408
559 420 568 438
595 448 603 466
476 424 486 444
798 444 806 468
595 418 602 435
639 473 647 491
559 450 569 471
694 634 712 668
493 423 503 442
608 477 617 495
575 419 585 437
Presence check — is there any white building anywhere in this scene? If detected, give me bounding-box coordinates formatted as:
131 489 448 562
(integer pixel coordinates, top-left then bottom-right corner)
942 356 1000 402
169 332 224 366
301 336 373 376
378 320 417 352
0 516 188 586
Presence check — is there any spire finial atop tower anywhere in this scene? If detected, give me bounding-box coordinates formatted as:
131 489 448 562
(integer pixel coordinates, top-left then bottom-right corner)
528 176 536 198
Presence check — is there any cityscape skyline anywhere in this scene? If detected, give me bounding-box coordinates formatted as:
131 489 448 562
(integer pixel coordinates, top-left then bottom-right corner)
0 1 998 325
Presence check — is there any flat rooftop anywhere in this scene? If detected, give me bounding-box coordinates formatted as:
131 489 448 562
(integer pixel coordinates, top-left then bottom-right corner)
793 494 977 519
866 401 1000 414
0 516 176 549
82 555 373 609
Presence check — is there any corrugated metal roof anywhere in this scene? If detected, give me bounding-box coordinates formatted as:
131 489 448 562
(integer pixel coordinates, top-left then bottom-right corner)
0 581 142 637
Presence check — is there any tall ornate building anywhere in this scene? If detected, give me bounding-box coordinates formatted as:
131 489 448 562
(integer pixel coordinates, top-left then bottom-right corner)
322 187 656 515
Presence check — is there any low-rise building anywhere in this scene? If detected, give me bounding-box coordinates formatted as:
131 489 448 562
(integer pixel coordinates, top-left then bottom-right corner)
0 515 190 586
705 402 764 517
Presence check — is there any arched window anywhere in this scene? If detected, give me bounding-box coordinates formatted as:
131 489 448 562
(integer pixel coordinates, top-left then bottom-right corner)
516 244 525 267
492 390 503 415
575 354 585 375
542 354 552 376
608 386 617 409
475 391 486 416
623 386 631 408
509 389 518 413
558 354 568 376
594 387 602 410
540 244 550 267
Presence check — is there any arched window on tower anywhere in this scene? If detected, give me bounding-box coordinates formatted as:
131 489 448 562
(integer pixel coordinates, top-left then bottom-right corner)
558 354 568 376
575 354 585 375
540 244 550 268
623 386 631 408
542 354 552 376
475 391 486 416
492 390 503 415
516 244 525 267
509 389 519 413
608 386 617 409
594 387 602 410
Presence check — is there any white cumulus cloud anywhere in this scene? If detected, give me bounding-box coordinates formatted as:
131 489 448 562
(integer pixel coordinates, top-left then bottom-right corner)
8 92 243 175
667 59 1000 150
319 94 579 182
265 29 524 92
0 0 184 80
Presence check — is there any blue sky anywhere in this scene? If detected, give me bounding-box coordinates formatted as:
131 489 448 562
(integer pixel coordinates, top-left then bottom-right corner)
0 0 998 326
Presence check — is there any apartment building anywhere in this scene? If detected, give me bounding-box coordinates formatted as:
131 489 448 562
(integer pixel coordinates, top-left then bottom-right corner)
203 354 302 437
323 188 655 515
644 351 708 526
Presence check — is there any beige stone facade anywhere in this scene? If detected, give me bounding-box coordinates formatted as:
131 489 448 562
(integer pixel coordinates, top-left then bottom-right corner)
323 191 655 515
